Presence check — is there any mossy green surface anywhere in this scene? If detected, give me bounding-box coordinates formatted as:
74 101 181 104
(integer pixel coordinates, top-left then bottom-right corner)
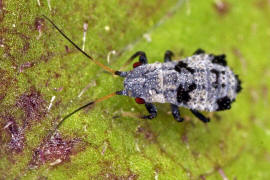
1 0 270 179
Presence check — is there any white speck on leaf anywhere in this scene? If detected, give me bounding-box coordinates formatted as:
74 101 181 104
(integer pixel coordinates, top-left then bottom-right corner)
101 141 108 155
48 96 56 111
135 141 141 152
47 0 51 11
107 50 116 64
218 168 228 180
104 25 110 31
143 33 152 42
82 22 88 51
50 159 62 166
154 171 159 180
3 121 13 129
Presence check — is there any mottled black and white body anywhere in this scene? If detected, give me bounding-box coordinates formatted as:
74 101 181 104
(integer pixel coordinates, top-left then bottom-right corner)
122 53 239 111
117 49 242 122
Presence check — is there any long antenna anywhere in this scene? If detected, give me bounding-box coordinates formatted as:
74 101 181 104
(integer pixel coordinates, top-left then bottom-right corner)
43 15 116 75
49 92 117 136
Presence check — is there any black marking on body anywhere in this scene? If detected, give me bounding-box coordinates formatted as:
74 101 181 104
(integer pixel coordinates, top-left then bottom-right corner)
175 62 195 74
188 83 197 91
177 83 197 104
211 54 227 66
177 85 190 103
216 96 232 111
235 74 242 93
210 69 220 89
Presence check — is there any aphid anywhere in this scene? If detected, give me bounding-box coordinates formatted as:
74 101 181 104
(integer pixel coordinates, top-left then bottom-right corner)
43 16 242 130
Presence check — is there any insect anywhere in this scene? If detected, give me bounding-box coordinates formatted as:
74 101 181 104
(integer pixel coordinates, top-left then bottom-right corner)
43 15 242 130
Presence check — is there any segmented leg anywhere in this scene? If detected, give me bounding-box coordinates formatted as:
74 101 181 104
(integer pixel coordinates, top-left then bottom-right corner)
130 51 148 64
193 48 205 55
190 109 210 123
164 50 174 62
170 104 184 122
119 51 148 70
142 103 157 119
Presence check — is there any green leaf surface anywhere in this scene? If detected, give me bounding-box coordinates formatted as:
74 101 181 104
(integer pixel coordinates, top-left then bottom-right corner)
1 0 270 179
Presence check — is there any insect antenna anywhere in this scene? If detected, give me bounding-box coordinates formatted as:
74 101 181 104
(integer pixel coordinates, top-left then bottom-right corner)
49 92 117 136
42 15 116 75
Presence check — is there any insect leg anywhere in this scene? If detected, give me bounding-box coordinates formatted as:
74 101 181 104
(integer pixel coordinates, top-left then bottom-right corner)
193 48 205 55
119 51 148 70
129 51 148 64
170 104 184 122
164 50 174 62
142 103 157 119
190 109 210 123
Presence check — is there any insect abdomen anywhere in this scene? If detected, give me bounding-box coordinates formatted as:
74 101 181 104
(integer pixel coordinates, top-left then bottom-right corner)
171 54 240 112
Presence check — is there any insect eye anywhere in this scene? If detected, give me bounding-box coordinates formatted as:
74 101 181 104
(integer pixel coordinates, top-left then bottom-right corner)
135 97 145 104
133 62 142 68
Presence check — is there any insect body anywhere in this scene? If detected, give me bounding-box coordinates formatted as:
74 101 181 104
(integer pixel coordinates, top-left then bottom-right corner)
116 50 242 122
43 16 242 127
